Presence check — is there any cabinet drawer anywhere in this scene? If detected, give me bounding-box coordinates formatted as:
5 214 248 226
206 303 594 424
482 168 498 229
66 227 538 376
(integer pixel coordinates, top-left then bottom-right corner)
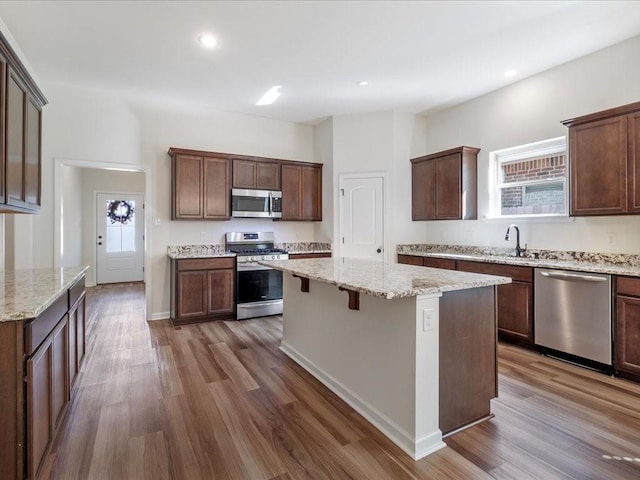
617 276 640 297
177 257 235 271
289 253 332 259
397 254 424 266
457 260 533 283
25 293 68 356
69 275 85 309
423 257 457 270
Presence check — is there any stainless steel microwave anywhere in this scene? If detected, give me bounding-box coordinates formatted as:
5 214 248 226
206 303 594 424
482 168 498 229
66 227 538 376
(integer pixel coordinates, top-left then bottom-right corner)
231 188 282 218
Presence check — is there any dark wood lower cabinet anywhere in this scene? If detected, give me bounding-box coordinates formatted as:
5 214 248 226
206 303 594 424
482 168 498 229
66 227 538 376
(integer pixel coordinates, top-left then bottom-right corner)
0 273 85 480
439 286 496 435
171 257 235 325
615 276 640 380
397 254 424 266
27 315 68 479
288 252 332 259
397 254 456 270
398 256 534 347
423 257 456 270
68 293 86 389
496 281 533 344
456 261 534 346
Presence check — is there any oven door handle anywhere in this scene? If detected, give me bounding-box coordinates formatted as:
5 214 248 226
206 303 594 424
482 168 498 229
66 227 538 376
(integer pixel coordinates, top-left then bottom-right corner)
237 264 273 272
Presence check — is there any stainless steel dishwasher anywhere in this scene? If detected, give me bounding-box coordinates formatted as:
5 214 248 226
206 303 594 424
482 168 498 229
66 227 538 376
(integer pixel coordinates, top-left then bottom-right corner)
534 268 612 367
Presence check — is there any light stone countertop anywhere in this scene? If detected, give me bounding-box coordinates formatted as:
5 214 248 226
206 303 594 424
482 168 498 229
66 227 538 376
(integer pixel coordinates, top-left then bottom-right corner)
402 251 640 277
167 243 331 259
0 267 89 322
167 244 235 259
258 257 511 300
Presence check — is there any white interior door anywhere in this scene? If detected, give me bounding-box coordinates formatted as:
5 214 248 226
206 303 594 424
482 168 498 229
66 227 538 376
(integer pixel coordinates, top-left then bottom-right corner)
96 193 144 284
340 174 385 261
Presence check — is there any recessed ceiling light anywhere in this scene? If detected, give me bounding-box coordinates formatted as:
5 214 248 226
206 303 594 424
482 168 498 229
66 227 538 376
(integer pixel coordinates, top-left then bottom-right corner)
197 33 217 49
357 80 369 87
256 85 282 106
504 69 517 78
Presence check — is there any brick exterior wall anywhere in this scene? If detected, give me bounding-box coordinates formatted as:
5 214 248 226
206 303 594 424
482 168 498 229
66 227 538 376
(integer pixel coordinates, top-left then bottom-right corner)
500 154 566 215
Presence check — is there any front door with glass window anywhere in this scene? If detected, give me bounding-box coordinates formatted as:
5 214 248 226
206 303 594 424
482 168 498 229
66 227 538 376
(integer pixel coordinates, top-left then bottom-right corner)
96 193 144 284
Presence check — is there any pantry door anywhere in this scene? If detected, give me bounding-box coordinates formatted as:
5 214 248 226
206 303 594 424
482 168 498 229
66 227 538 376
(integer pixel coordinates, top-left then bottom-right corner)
96 193 144 284
339 174 385 261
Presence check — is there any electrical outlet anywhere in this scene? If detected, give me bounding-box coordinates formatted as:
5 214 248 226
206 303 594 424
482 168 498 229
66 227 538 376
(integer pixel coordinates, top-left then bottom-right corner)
154 217 161 226
200 232 207 241
422 309 434 332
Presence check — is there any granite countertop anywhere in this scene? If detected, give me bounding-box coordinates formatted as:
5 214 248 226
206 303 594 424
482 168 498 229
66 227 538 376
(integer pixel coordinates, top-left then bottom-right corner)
167 242 332 259
258 257 511 300
167 244 235 259
0 266 89 322
397 245 640 277
276 242 332 255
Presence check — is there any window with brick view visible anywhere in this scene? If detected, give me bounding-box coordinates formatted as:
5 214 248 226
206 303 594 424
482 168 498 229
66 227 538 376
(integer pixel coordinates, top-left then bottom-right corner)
490 137 567 218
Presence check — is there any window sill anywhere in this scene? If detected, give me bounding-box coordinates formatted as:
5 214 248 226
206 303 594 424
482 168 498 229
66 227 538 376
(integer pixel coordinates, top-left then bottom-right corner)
481 215 575 224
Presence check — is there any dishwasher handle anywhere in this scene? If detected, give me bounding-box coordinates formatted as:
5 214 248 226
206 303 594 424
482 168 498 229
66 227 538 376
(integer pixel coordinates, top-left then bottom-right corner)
539 271 607 282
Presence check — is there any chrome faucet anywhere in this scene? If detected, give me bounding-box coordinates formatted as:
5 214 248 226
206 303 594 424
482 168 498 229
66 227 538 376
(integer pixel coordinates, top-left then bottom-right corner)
505 224 526 257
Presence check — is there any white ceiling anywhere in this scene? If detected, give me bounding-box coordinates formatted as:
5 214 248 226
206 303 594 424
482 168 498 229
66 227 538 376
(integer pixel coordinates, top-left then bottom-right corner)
1 1 640 125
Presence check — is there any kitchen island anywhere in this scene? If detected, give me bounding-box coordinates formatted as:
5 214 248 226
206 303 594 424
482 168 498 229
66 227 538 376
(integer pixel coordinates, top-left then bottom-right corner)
0 267 88 480
258 257 510 460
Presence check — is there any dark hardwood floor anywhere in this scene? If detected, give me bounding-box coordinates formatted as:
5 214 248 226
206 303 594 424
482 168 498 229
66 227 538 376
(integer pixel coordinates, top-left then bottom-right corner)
40 283 640 479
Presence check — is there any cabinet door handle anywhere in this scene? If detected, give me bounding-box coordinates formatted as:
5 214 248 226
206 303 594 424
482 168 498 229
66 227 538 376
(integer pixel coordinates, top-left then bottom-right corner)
539 271 607 282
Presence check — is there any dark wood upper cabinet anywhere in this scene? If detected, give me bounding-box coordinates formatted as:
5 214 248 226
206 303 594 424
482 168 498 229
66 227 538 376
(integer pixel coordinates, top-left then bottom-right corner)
281 162 322 221
232 159 280 190
169 148 231 220
6 69 26 209
411 146 479 220
562 101 640 216
204 156 232 219
0 32 47 214
170 147 321 221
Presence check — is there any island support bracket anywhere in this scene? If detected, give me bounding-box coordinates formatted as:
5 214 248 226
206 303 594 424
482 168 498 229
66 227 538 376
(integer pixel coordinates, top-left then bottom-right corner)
292 274 310 292
338 287 360 310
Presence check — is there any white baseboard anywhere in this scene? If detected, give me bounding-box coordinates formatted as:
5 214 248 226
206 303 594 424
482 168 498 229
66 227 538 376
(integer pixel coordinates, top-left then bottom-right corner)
149 311 170 321
280 341 445 460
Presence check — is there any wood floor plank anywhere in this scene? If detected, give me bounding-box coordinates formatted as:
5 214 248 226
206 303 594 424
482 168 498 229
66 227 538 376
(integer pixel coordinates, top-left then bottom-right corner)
39 284 640 480
209 341 260 391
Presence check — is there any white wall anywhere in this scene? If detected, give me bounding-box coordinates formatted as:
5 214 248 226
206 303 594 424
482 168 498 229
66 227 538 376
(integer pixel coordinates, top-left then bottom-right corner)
80 168 145 286
132 101 316 319
330 111 427 260
313 117 333 243
61 165 83 267
420 34 640 254
36 82 142 271
21 80 315 320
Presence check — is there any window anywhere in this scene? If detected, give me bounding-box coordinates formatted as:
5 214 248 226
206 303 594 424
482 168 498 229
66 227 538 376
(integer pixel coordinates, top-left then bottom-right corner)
489 136 567 218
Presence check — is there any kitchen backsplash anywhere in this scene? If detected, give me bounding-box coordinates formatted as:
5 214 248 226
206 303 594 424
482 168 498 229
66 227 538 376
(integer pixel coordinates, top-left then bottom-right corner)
397 244 640 267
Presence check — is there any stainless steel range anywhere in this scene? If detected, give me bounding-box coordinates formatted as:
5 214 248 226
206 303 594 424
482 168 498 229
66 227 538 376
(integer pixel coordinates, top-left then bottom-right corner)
225 232 289 320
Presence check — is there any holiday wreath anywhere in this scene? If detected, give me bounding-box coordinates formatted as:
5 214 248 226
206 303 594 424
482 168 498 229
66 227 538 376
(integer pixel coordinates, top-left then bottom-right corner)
107 200 135 224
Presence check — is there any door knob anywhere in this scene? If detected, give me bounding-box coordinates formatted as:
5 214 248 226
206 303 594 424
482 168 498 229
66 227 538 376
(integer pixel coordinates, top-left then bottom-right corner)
376 248 382 253
98 242 102 245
